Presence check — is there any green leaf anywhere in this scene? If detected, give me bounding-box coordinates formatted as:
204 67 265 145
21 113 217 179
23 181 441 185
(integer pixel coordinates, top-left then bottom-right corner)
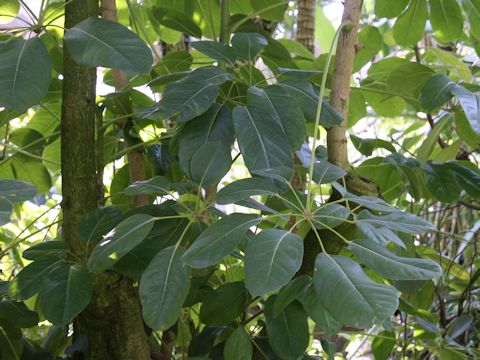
124 176 170 196
0 179 36 226
277 39 314 60
152 7 202 38
419 74 455 112
199 282 247 326
22 241 66 261
77 206 123 245
350 135 396 156
87 214 154 272
224 327 253 360
462 0 480 38
273 275 311 317
148 67 232 122
216 177 279 204
393 0 428 46
299 287 342 336
9 256 62 300
0 38 52 112
250 0 288 21
429 0 463 42
422 163 461 203
140 245 190 330
445 162 480 198
312 204 350 230
416 116 449 162
0 0 19 24
313 254 399 328
353 25 383 72
64 17 153 74
245 229 303 297
426 48 472 82
278 78 343 127
183 213 261 268
332 183 398 213
247 85 306 151
450 85 480 135
357 209 436 233
231 33 268 62
372 331 396 360
264 296 309 360
455 111 480 148
0 300 38 328
39 264 92 325
387 62 434 99
351 238 442 280
233 105 294 177
192 41 236 65
189 142 232 186
375 0 409 18
0 319 23 360
312 159 347 184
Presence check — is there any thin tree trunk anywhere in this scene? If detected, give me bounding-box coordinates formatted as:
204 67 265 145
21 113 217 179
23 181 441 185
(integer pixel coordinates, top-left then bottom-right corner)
296 0 316 53
62 1 150 359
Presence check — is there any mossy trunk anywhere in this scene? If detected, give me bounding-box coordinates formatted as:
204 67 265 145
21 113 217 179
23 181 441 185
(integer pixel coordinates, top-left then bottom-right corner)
61 1 150 358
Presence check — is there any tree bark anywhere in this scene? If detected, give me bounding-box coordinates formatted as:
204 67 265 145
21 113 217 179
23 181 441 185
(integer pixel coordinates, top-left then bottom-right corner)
296 0 316 53
62 1 150 359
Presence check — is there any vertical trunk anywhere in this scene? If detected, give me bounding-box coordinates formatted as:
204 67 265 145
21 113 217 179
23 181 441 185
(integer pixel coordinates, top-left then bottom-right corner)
62 1 150 359
326 0 362 170
296 0 316 53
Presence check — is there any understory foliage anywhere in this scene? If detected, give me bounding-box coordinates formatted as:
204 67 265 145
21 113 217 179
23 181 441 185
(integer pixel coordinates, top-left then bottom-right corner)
0 0 479 359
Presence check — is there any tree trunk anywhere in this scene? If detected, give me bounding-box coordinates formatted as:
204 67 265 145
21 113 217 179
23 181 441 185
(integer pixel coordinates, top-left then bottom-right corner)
296 0 316 53
62 1 150 359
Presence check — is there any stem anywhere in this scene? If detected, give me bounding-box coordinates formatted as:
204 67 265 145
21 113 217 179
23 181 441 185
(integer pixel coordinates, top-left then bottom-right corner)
219 0 230 44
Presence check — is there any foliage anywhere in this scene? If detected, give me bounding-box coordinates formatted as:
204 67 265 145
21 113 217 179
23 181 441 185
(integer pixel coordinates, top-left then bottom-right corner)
0 0 479 359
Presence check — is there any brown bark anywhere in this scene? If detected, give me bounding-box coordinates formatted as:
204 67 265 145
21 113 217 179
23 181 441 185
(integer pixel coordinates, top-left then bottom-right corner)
297 0 316 53
62 0 150 358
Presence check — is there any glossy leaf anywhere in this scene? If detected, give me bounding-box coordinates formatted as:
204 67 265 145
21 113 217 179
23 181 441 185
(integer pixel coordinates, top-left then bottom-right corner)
312 204 350 230
216 177 278 204
313 254 399 328
351 238 442 280
140 245 190 330
199 282 247 326
245 229 303 297
65 17 153 74
264 296 309 359
357 209 435 234
419 74 455 112
273 275 311 317
0 180 36 226
0 320 23 360
231 33 268 62
192 41 236 65
22 241 66 261
189 142 232 186
183 213 261 268
351 135 396 156
422 163 461 203
124 176 170 196
0 0 19 24
299 286 341 336
40 264 92 325
312 159 346 184
450 85 480 135
152 7 202 38
393 0 428 46
0 300 38 328
250 0 288 21
462 0 480 38
77 206 123 245
375 0 409 18
0 39 52 112
87 214 154 272
429 0 463 42
224 327 253 360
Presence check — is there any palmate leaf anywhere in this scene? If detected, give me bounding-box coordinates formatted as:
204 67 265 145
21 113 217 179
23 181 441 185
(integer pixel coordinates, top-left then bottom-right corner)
192 41 236 65
273 275 311 317
65 17 152 74
216 177 279 205
245 229 303 297
189 142 232 186
313 254 399 328
199 282 247 326
231 33 268 62
183 213 261 268
357 209 436 234
299 286 341 336
0 38 52 112
350 238 442 280
140 245 190 331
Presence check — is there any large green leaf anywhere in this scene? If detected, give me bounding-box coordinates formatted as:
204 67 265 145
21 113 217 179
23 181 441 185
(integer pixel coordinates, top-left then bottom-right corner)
147 67 232 122
426 48 472 82
353 25 383 72
357 209 435 234
0 300 38 328
216 177 279 204
273 275 311 317
422 162 461 203
192 41 236 65
189 142 232 186
140 245 190 330
0 320 23 360
178 104 234 177
312 159 347 184
77 206 123 246
264 296 309 360
299 286 341 336
199 282 247 326
87 214 155 272
245 229 303 296
312 204 350 230
64 17 152 74
350 135 396 156
231 33 268 62
247 85 306 151
0 38 52 112
0 180 36 226
224 327 253 360
387 62 434 99
183 213 261 268
0 0 19 23
350 238 442 280
152 7 202 38
22 241 67 261
393 0 428 46
233 105 294 177
124 176 170 196
372 331 396 360
445 161 480 198
429 0 463 42
462 0 480 39
450 85 480 135
313 254 399 328
419 74 455 112
250 0 288 21
39 264 92 325
375 0 409 18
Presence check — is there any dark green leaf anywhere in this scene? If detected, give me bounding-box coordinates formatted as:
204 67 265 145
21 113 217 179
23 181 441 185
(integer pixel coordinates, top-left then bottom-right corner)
192 41 236 65
124 176 170 196
183 213 261 268
372 331 396 360
0 319 23 360
419 74 455 112
0 38 52 112
299 287 341 336
87 214 155 272
357 209 436 233
450 85 480 134
22 241 66 261
312 204 350 230
0 180 36 226
216 177 278 204
152 7 202 38
422 163 461 203
200 282 247 325
245 229 303 296
140 245 190 330
250 0 288 21
273 275 311 317
264 296 309 360
77 206 123 245
224 327 253 360
65 17 152 74
231 32 268 62
189 142 231 186
0 300 38 328
446 161 480 198
312 159 346 184
350 135 396 156
313 254 399 328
